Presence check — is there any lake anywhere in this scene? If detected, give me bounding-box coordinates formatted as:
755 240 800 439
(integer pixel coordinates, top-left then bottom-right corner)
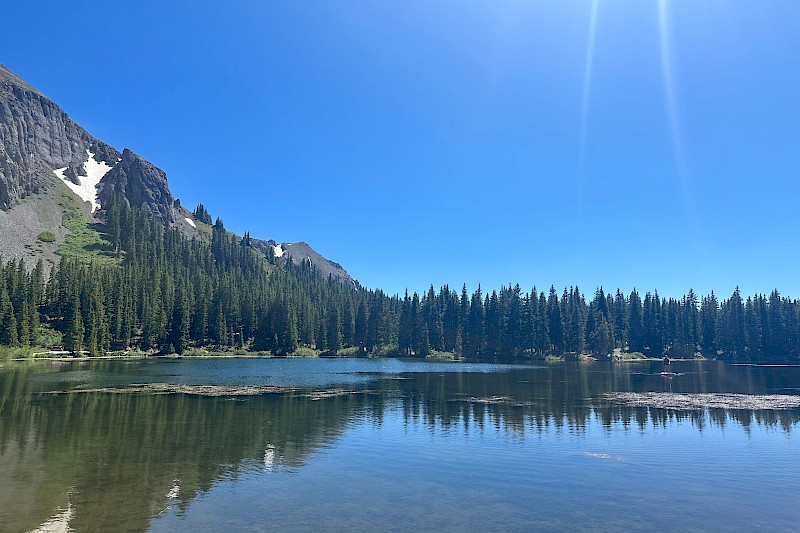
1 358 799 532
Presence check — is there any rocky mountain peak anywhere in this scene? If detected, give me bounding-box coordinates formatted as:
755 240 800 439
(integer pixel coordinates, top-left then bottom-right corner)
98 148 175 223
0 64 356 285
0 63 43 96
0 64 174 223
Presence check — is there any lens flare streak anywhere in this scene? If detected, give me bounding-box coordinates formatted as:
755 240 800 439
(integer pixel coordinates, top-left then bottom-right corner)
578 0 601 175
658 0 705 265
658 0 684 173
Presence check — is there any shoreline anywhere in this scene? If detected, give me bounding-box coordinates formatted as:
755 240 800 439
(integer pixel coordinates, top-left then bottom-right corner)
4 353 715 364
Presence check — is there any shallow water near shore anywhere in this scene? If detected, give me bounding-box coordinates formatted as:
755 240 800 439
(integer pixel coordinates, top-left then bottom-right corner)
1 358 799 532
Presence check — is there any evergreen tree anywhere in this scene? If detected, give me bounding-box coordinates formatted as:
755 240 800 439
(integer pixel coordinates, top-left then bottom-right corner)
168 292 190 354
719 287 746 357
366 292 386 351
424 286 444 352
354 301 367 351
398 291 412 355
547 286 563 353
193 203 213 225
410 292 428 356
464 287 484 357
628 289 644 352
441 286 459 353
65 291 84 355
0 281 18 347
700 292 719 355
591 317 614 357
744 296 762 359
613 289 627 347
326 305 342 353
532 290 550 356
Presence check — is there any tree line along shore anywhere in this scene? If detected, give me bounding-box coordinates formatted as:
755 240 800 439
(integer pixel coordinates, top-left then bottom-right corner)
2 198 798 362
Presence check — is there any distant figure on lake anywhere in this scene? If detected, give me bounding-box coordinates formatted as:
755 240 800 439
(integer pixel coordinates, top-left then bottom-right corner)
663 356 671 374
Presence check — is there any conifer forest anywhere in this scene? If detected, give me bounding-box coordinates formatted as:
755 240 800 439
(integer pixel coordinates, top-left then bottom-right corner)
1 198 798 362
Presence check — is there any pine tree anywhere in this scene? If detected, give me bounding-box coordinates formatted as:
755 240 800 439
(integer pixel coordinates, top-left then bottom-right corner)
410 292 429 356
464 287 484 357
326 305 342 353
168 292 190 354
547 286 563 353
424 285 444 352
398 291 412 355
193 203 213 225
441 286 459 353
766 289 786 357
354 301 367 351
485 290 501 358
366 292 386 351
684 289 700 353
613 289 627 347
65 291 84 355
744 296 762 359
700 292 719 355
591 317 614 357
628 289 644 353
719 287 746 358
532 290 550 356
0 281 18 347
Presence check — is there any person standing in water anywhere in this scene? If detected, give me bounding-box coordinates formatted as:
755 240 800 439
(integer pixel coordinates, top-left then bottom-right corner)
663 355 671 373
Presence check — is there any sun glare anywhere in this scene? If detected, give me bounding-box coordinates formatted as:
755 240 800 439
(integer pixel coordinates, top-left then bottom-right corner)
658 0 705 261
578 0 600 175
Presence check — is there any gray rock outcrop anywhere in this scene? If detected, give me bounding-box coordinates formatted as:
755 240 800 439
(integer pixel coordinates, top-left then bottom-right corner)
98 148 175 223
0 64 173 222
0 64 119 209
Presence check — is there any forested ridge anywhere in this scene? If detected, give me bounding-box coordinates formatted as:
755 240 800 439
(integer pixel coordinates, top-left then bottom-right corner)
1 198 798 361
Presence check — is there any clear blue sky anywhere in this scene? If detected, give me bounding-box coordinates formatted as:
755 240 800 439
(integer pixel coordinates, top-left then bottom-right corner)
3 1 799 299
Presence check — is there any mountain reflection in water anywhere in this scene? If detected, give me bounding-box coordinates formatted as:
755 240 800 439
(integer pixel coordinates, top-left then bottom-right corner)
1 359 798 532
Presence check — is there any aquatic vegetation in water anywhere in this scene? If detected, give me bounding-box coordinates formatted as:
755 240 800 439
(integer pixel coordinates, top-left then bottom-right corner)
42 382 376 399
603 392 800 411
452 395 538 407
43 383 297 396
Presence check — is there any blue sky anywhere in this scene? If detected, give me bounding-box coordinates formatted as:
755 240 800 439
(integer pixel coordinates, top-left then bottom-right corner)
3 1 799 298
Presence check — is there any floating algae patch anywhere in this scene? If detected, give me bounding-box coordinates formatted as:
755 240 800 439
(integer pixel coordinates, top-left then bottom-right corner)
42 383 381 399
451 395 537 408
44 383 299 396
302 389 376 400
603 392 800 411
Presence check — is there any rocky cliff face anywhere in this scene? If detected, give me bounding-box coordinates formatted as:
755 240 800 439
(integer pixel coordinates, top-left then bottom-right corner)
0 64 357 286
0 64 116 209
98 149 175 223
0 64 173 221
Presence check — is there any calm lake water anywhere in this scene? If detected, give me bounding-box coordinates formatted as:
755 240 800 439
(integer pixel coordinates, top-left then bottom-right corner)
1 358 799 532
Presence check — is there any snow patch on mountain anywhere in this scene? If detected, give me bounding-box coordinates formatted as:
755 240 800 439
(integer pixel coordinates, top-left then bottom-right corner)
184 217 196 228
273 244 284 258
53 150 113 213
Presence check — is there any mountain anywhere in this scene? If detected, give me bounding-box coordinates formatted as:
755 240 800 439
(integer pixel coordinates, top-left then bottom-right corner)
252 239 358 287
0 64 173 218
0 63 355 285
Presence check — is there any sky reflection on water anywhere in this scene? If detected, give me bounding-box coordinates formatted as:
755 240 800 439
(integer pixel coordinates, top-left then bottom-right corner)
1 359 798 532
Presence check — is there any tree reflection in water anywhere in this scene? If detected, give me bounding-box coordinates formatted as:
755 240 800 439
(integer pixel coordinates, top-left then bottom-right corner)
1 360 798 531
